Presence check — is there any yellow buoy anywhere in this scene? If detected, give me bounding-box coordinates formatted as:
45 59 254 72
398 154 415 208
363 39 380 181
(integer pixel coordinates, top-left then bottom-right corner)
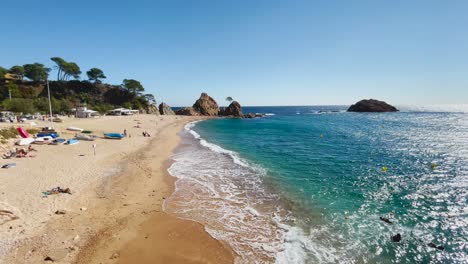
381 166 388 172
431 163 436 169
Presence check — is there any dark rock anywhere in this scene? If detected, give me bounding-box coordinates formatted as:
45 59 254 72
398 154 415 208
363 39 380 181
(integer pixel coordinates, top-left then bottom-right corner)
222 101 243 117
244 113 256 119
427 243 444 250
243 113 266 118
379 216 392 224
175 107 201 116
391 233 402 242
348 99 398 112
158 102 175 115
193 93 219 116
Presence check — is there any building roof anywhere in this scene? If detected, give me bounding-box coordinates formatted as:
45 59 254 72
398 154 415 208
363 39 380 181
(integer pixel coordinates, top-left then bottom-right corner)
4 73 21 80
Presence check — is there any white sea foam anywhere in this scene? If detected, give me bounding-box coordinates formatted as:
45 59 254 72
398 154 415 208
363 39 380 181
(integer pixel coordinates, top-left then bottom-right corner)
166 121 312 263
184 122 249 167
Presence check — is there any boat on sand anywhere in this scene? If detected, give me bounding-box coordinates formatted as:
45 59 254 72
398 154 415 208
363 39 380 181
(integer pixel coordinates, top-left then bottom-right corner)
51 138 66 145
66 127 84 132
37 132 59 138
34 136 53 145
103 133 125 140
67 139 79 145
75 133 96 141
16 138 35 146
16 127 29 138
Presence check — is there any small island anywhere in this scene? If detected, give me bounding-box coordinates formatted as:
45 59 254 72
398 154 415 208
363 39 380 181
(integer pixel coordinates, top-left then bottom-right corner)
347 99 398 112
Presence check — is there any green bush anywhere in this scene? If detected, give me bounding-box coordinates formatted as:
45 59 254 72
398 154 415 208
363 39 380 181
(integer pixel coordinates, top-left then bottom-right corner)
2 98 36 114
93 103 114 114
0 127 19 140
26 128 40 134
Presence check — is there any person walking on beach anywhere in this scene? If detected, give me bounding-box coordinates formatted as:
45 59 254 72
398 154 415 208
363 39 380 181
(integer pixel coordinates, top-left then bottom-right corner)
124 129 127 137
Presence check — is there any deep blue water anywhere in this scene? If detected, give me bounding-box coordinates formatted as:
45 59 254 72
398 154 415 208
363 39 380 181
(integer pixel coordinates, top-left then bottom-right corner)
166 105 468 263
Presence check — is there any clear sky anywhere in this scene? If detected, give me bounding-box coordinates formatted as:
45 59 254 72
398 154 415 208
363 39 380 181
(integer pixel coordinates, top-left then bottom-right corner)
1 0 467 106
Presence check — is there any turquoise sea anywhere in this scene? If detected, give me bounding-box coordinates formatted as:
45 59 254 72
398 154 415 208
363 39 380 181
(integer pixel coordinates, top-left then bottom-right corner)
164 105 468 263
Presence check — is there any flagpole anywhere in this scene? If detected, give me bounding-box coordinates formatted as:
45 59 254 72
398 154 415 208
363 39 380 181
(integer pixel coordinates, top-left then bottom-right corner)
46 79 53 128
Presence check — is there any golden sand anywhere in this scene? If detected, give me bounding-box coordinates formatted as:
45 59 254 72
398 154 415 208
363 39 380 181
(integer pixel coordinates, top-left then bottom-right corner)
0 115 233 263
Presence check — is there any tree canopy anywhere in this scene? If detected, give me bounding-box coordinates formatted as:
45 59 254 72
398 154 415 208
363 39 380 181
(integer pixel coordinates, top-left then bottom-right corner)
0 67 7 79
122 79 144 94
143 94 156 105
2 98 36 114
86 68 106 83
63 62 81 80
1 57 156 114
23 63 50 82
50 57 81 80
9 65 25 79
226 96 233 102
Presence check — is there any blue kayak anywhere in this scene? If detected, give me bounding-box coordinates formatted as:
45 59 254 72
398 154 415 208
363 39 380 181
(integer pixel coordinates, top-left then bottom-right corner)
104 133 125 139
51 138 66 145
37 132 59 138
67 138 79 145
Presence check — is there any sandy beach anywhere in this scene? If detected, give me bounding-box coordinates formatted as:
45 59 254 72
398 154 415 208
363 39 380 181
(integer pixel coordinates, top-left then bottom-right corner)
0 114 233 263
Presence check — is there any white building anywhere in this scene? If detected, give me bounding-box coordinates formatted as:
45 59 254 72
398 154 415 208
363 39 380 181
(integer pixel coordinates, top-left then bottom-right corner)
75 104 99 118
108 108 139 116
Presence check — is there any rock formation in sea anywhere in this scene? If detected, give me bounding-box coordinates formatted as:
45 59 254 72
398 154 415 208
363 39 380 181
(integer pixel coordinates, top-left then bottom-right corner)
347 99 398 112
221 101 243 117
244 113 256 119
192 93 220 116
159 102 175 115
175 107 201 116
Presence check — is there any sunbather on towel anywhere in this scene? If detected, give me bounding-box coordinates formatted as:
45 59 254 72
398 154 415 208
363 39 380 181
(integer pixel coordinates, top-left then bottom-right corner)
42 187 72 196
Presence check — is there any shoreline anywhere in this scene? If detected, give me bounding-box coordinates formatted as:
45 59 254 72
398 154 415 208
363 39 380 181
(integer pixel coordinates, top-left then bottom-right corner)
0 115 233 263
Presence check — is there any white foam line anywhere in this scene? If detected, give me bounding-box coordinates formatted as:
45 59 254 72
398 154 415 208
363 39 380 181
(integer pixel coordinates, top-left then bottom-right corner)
169 120 322 264
185 121 250 167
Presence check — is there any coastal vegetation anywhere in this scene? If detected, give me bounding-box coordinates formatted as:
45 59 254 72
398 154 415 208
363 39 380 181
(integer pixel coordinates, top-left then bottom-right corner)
0 126 39 143
0 57 157 115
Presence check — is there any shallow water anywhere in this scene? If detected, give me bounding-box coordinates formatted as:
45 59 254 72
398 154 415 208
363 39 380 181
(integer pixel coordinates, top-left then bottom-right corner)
164 106 468 263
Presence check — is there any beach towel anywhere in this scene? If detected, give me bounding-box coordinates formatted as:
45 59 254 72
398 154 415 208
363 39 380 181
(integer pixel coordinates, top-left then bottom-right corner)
1 163 16 168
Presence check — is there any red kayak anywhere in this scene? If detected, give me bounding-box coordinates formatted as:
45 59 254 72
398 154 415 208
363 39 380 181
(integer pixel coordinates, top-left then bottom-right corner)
16 127 30 138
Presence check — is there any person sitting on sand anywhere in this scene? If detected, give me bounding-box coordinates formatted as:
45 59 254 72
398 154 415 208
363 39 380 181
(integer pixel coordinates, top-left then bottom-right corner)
15 148 28 157
28 145 37 152
142 131 147 137
16 148 27 155
145 131 151 137
124 129 128 136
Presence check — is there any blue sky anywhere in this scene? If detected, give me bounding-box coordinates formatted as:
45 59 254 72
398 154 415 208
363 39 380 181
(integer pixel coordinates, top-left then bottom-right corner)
1 0 467 106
